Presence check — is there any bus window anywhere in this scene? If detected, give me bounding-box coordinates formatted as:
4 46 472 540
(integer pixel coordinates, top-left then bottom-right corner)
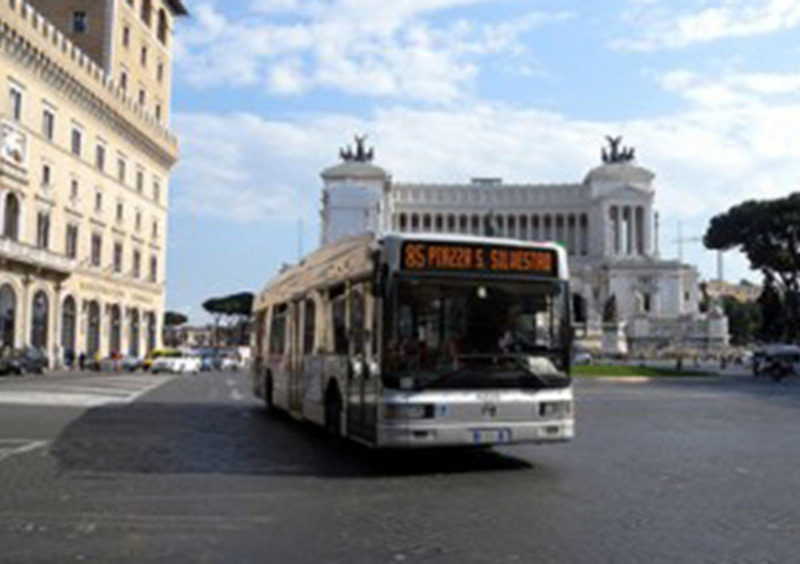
330 285 348 355
303 299 316 354
351 285 365 354
269 304 287 355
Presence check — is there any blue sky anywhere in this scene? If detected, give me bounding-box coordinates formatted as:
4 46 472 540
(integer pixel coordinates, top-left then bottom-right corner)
166 0 800 321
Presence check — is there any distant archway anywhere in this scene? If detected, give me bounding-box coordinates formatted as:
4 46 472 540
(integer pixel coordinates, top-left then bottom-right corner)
30 291 49 349
0 284 16 349
87 301 101 357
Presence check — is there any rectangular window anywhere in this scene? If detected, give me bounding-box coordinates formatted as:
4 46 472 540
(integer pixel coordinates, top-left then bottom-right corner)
153 180 160 203
9 85 22 121
95 191 103 213
155 104 162 121
65 225 78 259
123 26 130 47
303 300 316 354
135 211 142 231
157 62 164 83
120 71 128 92
138 89 146 107
42 108 55 141
149 256 157 283
72 11 88 33
113 242 123 273
71 128 82 157
116 202 124 222
140 46 148 67
136 169 144 192
36 212 50 249
331 287 348 355
133 250 141 278
70 179 79 200
117 158 126 183
91 234 102 267
269 305 287 355
95 144 105 171
152 220 158 238
41 163 51 187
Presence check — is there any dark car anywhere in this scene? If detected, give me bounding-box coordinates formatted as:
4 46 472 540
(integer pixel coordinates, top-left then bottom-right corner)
0 347 49 376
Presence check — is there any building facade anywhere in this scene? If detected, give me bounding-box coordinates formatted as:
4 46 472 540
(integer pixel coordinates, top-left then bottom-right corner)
0 0 186 365
320 137 729 352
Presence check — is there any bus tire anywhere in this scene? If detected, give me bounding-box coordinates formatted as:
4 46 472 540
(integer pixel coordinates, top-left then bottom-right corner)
325 383 343 438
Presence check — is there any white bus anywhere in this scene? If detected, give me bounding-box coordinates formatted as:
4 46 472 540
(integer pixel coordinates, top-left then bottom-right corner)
252 233 574 448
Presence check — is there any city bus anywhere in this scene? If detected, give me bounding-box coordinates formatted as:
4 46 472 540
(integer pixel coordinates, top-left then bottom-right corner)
251 232 574 448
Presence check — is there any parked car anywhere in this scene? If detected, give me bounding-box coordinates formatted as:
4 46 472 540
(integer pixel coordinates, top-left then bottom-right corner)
752 344 800 379
143 348 181 371
220 356 241 372
121 355 143 372
572 346 593 365
0 347 48 376
150 351 202 374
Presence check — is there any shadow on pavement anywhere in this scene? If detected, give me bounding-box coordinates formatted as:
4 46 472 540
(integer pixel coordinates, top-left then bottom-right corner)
50 402 533 478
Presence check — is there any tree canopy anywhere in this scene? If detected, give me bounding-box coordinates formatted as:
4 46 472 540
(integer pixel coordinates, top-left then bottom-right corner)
164 311 188 327
705 193 800 341
202 292 254 318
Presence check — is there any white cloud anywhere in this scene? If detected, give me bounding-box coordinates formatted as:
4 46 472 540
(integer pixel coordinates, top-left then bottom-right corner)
171 70 800 283
613 0 800 51
174 1 571 102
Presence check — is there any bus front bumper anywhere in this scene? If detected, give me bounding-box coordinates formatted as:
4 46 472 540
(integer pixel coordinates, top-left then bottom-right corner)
376 419 575 449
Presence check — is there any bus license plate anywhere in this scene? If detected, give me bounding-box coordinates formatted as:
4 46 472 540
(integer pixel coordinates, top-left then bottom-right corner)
472 429 511 445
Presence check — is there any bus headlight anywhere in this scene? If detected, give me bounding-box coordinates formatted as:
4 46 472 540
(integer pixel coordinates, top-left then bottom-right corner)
539 401 572 418
383 404 434 420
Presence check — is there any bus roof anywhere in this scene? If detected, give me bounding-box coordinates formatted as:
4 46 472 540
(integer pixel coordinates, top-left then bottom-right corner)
254 232 570 312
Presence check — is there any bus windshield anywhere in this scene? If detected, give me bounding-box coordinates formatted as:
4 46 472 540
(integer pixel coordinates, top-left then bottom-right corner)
383 277 571 390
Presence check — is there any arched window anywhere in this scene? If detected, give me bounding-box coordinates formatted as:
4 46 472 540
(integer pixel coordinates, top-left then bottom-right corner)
61 296 76 355
110 305 122 354
129 309 140 357
3 193 20 241
398 214 407 232
146 312 157 354
141 0 153 27
157 9 168 44
87 301 101 357
31 291 49 349
0 284 16 349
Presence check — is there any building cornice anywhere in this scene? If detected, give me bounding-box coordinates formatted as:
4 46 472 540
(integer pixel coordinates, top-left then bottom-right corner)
0 1 179 168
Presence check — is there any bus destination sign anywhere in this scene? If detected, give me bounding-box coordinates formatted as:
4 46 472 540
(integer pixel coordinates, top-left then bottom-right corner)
402 242 558 276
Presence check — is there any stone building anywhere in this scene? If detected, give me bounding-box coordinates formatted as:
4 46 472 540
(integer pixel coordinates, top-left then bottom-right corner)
320 136 729 352
0 0 187 365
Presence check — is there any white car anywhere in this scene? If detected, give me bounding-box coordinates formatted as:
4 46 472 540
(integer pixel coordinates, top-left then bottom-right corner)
150 353 201 374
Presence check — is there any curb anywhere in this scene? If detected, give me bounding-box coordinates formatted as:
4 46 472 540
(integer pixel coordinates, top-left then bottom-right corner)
584 376 721 384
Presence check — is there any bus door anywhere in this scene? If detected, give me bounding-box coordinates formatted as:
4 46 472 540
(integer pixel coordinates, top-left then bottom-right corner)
289 300 303 413
346 284 370 440
360 286 379 442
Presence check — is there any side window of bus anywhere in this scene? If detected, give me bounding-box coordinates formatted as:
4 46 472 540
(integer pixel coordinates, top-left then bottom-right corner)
351 285 365 355
303 299 316 355
330 285 348 355
269 304 287 355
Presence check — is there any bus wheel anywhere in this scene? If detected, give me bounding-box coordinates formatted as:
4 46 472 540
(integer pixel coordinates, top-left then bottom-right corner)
325 386 342 438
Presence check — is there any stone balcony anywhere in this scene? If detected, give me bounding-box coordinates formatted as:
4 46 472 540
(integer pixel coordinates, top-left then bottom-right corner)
0 236 76 275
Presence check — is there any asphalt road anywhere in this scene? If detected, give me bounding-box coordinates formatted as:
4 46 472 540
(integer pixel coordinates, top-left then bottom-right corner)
1 370 800 563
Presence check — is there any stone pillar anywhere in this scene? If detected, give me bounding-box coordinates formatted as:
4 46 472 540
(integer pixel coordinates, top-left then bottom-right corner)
625 206 634 255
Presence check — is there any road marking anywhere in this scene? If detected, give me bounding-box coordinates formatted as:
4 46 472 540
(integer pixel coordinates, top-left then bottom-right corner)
0 375 173 407
0 440 48 464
